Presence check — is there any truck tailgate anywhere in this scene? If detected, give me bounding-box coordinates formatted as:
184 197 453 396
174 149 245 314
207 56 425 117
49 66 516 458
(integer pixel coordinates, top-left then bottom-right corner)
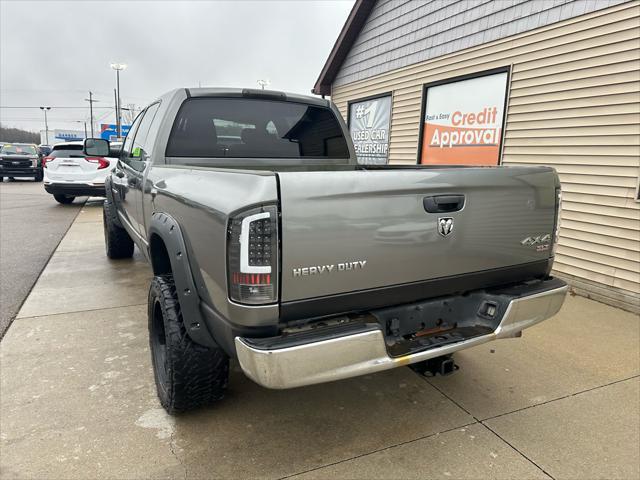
278 167 557 303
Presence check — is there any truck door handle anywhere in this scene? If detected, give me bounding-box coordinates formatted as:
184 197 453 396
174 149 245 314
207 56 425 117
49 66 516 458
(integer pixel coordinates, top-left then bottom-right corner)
423 194 465 213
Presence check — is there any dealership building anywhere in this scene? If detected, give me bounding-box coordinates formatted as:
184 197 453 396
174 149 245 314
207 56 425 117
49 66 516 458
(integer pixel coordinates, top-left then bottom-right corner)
39 129 86 145
314 0 640 312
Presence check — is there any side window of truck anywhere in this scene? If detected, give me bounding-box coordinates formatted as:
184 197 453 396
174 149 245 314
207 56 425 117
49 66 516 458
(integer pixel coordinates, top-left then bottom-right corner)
123 103 160 171
121 112 144 161
132 103 160 158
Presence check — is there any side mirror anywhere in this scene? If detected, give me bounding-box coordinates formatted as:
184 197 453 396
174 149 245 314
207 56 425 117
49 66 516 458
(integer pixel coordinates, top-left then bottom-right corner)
84 138 109 157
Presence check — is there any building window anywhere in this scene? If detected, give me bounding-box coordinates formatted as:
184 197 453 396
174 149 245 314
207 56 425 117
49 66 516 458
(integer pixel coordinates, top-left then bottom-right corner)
418 68 510 166
348 93 392 165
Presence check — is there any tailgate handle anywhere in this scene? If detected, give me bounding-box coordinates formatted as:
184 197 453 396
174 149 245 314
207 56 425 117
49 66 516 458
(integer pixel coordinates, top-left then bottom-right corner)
423 194 465 213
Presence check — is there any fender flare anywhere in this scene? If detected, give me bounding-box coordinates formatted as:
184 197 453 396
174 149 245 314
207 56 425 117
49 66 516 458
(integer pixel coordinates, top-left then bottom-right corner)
103 175 124 228
148 212 219 348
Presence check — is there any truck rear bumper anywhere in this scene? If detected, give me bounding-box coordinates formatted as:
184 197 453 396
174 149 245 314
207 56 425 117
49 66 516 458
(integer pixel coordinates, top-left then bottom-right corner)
235 278 568 389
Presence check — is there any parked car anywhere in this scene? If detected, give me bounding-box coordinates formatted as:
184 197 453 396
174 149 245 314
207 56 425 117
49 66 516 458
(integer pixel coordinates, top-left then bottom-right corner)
38 144 53 157
0 143 43 182
87 88 567 414
43 141 120 204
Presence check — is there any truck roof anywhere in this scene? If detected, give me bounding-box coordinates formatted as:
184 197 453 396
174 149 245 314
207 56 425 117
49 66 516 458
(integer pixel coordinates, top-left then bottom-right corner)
184 87 330 108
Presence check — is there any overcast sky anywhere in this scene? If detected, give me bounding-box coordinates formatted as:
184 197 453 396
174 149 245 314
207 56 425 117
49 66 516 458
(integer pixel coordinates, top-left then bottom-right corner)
0 0 353 135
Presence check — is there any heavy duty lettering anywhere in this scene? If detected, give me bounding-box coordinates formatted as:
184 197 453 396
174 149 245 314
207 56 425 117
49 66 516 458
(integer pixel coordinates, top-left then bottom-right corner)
292 261 367 277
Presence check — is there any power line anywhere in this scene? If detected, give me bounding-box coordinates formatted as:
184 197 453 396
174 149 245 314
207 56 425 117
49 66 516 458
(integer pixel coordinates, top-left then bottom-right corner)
0 88 152 100
0 106 115 109
0 118 96 123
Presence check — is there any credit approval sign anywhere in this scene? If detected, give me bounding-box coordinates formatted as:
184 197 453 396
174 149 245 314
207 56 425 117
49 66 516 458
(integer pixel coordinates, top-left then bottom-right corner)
349 94 391 165
420 71 508 165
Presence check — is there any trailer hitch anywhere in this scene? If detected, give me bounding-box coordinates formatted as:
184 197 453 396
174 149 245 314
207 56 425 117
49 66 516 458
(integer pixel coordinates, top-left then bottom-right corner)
409 354 459 377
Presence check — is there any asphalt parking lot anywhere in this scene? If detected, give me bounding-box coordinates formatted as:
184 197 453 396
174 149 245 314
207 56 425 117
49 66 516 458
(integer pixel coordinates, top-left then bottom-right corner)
1 202 638 479
0 180 84 338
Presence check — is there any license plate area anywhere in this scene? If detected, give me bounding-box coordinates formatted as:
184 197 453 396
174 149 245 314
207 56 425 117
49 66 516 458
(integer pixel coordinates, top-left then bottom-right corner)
371 290 509 357
58 163 82 172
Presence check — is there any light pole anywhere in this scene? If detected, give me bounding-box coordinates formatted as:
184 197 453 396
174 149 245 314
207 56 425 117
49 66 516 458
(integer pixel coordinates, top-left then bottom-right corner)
110 62 127 139
257 79 270 90
39 107 51 144
74 121 88 138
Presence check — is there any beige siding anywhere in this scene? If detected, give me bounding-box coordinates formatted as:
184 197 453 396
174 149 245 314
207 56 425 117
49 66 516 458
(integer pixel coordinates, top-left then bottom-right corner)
331 1 640 311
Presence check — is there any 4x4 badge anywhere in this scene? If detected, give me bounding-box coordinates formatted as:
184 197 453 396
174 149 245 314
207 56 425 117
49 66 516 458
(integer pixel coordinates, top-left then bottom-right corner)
438 217 454 237
521 234 551 247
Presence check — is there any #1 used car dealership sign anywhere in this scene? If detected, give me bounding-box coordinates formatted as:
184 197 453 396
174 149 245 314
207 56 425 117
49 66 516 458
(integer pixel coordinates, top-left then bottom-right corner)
420 70 508 165
349 94 392 165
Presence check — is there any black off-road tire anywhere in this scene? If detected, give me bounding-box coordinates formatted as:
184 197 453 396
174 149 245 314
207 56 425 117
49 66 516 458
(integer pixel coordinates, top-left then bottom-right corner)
103 200 134 259
148 275 229 414
54 194 75 204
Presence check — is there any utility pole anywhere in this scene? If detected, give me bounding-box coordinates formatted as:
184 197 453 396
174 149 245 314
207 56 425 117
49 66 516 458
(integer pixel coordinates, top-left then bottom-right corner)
84 91 97 137
124 103 137 124
39 106 51 144
257 79 270 90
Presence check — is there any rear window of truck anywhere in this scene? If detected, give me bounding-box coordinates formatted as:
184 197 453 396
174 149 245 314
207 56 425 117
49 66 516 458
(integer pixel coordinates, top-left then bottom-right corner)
166 98 349 160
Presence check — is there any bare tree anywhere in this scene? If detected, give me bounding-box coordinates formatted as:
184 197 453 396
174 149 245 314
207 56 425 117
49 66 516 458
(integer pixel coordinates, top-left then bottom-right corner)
0 124 40 143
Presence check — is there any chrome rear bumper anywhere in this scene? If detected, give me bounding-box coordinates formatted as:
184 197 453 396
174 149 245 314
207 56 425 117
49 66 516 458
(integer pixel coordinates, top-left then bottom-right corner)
235 283 568 389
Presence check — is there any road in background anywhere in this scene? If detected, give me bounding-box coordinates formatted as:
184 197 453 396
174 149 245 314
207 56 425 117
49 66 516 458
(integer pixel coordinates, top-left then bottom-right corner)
0 180 84 338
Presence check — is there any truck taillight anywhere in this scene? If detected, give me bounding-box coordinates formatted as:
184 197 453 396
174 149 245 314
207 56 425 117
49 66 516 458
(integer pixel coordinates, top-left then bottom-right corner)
553 187 562 255
42 156 53 168
85 157 110 169
227 205 278 305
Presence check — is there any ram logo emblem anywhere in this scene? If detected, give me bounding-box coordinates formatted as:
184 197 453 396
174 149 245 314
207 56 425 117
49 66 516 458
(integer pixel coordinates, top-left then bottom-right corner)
438 217 454 237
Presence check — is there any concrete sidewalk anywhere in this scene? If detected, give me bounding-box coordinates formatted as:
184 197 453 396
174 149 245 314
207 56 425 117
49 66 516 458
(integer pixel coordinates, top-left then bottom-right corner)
1 203 638 480
0 181 84 338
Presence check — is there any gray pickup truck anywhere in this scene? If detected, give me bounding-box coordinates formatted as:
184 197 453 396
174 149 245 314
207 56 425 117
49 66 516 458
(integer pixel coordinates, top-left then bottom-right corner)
84 88 567 414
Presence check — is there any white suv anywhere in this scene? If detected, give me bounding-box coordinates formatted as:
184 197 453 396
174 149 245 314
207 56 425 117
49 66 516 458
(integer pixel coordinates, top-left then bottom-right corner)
43 141 120 204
